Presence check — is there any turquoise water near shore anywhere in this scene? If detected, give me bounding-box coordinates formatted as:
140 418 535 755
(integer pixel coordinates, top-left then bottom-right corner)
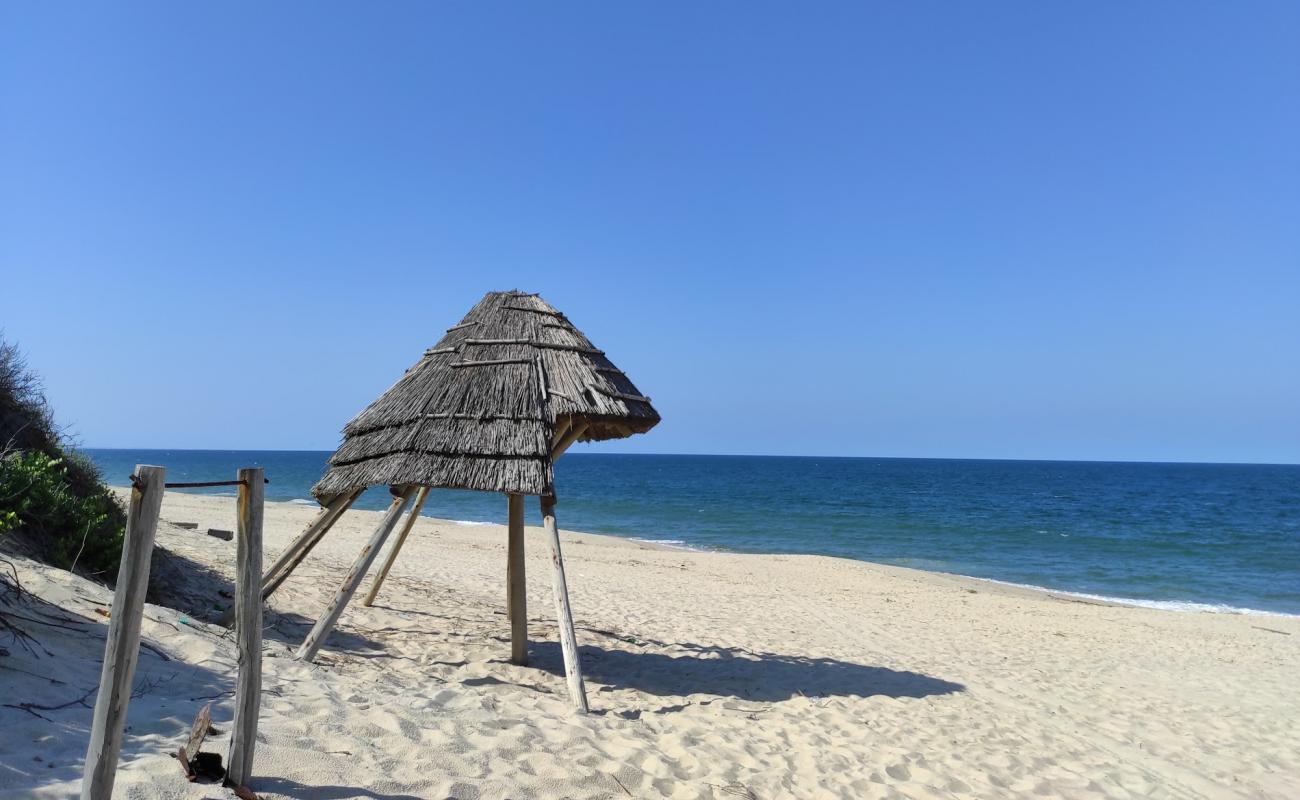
83 449 1300 616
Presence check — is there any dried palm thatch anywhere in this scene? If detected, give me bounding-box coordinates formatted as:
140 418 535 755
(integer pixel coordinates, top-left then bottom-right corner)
311 291 659 499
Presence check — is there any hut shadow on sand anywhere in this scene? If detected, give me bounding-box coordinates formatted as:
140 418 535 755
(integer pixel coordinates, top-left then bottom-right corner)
526 639 965 708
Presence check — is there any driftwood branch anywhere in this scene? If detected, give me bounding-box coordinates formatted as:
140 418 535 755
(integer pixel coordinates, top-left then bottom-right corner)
0 559 56 658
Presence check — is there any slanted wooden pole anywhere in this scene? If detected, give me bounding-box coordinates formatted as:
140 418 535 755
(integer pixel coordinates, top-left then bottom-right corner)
258 489 360 603
551 417 572 451
295 487 417 662
261 490 357 592
507 493 527 665
217 489 359 627
361 485 429 607
82 464 165 800
550 421 589 461
266 499 338 578
226 468 264 789
540 494 588 713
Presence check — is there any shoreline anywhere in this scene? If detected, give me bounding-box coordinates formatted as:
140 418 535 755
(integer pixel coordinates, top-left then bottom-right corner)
113 483 1298 620
98 490 1300 631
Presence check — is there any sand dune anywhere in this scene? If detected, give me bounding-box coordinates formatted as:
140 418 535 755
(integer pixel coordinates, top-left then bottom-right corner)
1 490 1297 799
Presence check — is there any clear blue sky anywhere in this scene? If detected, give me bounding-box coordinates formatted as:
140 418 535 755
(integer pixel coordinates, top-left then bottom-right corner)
2 3 1297 463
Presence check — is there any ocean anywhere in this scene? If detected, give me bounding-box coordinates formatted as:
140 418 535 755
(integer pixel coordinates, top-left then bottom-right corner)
82 449 1300 616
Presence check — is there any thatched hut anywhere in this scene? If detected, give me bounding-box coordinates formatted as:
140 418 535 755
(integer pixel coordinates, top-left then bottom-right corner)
240 291 659 711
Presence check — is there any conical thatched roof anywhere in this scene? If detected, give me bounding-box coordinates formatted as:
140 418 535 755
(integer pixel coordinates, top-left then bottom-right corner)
311 291 659 499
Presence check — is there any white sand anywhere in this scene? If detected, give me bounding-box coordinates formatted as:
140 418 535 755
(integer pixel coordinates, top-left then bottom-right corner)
1 490 1298 799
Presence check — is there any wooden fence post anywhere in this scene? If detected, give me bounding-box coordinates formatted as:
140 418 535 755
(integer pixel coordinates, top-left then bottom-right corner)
226 467 264 789
81 464 165 800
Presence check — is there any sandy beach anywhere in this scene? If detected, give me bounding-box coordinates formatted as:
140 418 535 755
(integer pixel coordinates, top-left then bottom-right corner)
2 490 1298 799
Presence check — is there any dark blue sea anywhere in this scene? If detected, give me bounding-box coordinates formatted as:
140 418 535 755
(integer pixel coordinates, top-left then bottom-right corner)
82 449 1300 616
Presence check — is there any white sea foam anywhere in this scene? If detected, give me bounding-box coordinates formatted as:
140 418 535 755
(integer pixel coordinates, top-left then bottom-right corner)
631 538 700 551
289 498 316 505
972 576 1300 619
452 519 493 527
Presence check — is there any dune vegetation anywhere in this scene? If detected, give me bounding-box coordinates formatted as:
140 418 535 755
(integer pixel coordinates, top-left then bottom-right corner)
0 335 125 581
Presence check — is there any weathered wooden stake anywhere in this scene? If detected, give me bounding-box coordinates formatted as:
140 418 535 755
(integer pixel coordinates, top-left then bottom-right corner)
507 493 527 665
540 494 588 713
295 487 416 662
81 464 165 800
361 485 429 607
226 467 264 788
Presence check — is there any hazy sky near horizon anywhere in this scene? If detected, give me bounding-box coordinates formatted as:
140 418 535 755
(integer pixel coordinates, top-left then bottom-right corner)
2 3 1297 463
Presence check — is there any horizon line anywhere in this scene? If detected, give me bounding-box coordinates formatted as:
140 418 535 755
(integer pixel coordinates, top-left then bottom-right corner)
77 446 1300 469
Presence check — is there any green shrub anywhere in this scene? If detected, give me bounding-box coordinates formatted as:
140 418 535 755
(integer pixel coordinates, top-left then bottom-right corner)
0 335 126 580
0 450 125 577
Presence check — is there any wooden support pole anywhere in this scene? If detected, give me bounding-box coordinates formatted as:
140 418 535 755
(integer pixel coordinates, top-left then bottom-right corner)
261 490 356 592
361 485 429 607
217 489 359 627
507 493 527 665
540 494 588 713
550 421 589 461
295 488 417 662
81 464 165 800
226 468 264 789
257 489 359 603
550 417 572 451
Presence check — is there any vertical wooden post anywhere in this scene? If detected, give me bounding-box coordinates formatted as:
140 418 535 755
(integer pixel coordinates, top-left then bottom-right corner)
226 468 264 789
362 485 429 607
507 493 527 665
540 494 588 713
81 464 165 800
295 487 416 662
